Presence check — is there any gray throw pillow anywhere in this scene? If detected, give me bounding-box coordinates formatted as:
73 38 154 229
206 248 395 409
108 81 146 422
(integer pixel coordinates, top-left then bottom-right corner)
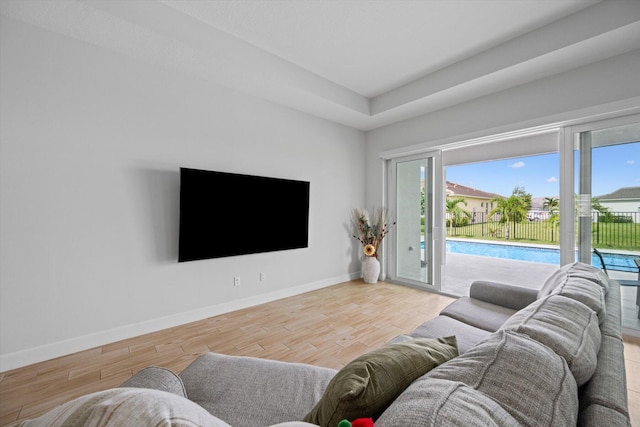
303 337 458 427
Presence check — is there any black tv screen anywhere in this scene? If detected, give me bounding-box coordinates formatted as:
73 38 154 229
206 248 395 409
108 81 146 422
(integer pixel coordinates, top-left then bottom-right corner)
178 168 310 262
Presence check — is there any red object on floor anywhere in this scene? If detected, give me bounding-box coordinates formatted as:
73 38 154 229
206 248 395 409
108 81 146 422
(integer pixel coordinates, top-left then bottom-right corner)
350 418 374 427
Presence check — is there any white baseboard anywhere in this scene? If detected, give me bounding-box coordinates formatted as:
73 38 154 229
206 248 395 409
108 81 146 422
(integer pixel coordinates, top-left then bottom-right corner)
0 273 360 372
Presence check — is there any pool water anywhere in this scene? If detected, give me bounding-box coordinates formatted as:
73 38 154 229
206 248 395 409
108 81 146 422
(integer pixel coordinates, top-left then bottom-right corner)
445 240 638 273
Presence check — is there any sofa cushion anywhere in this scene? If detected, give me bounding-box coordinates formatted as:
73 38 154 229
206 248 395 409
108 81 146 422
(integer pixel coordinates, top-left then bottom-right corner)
550 276 606 323
469 280 539 310
439 296 517 332
120 366 187 398
538 263 606 323
180 353 336 426
17 388 231 426
409 315 492 354
501 294 601 386
564 262 610 292
538 265 567 298
303 337 458 427
538 262 608 297
376 378 520 426
426 330 578 426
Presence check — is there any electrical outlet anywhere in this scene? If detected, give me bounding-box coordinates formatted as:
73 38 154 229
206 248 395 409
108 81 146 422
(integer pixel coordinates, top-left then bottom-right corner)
234 276 240 287
260 272 266 281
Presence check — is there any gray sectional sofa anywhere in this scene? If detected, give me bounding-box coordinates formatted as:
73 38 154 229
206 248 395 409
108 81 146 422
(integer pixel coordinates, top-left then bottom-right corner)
19 262 630 427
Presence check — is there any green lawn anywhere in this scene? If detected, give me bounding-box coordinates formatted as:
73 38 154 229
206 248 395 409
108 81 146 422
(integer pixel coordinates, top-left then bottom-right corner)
447 220 640 251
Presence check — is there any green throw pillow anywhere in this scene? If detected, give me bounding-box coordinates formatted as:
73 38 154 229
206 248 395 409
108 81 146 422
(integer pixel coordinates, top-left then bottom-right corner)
303 336 458 427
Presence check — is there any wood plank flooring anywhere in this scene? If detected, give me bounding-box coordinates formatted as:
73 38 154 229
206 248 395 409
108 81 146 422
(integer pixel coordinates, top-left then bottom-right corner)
1 280 639 426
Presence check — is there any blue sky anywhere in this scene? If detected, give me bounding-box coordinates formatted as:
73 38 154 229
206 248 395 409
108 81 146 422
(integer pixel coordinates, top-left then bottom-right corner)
445 141 639 198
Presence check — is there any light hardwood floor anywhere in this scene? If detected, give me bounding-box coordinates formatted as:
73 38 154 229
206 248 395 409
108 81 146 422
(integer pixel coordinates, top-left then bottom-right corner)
1 280 638 426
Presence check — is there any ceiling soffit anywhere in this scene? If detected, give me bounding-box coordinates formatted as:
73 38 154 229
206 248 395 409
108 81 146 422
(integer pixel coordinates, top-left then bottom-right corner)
1 0 639 131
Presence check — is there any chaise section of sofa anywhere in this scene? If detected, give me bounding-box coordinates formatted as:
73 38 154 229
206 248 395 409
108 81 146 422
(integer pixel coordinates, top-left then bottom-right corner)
406 280 538 353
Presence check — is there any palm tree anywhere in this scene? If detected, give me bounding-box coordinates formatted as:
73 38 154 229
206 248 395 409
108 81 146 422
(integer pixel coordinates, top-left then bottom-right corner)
445 197 471 236
543 196 559 213
489 191 529 240
543 197 560 241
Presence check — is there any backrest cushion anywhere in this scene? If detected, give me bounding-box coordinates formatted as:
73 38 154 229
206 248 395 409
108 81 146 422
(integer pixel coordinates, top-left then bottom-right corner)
564 262 610 292
303 337 458 427
425 330 578 426
538 262 609 299
18 388 231 427
501 294 601 386
537 266 568 298
537 263 606 323
550 276 606 324
376 378 520 426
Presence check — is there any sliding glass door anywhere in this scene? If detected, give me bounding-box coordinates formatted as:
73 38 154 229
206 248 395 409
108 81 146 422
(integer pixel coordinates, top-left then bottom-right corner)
388 152 442 291
570 118 640 334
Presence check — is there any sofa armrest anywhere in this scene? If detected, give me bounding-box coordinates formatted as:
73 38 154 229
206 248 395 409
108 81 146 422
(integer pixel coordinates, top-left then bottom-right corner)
469 280 538 310
179 353 336 426
120 366 187 398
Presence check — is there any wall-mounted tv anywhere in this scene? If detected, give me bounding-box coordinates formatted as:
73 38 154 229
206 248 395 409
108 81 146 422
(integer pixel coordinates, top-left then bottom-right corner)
178 168 310 262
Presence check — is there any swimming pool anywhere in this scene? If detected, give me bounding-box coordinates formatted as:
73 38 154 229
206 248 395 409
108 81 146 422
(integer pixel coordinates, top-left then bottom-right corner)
445 240 639 273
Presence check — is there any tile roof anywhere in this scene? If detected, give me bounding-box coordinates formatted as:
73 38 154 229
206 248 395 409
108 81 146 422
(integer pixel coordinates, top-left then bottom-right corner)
446 181 505 200
596 186 640 200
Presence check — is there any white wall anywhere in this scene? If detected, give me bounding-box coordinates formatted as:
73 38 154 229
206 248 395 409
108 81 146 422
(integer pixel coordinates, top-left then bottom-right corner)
0 17 366 370
365 50 640 209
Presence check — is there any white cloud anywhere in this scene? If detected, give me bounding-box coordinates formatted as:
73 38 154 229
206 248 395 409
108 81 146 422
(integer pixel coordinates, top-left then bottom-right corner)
510 161 525 169
547 176 558 183
627 159 635 165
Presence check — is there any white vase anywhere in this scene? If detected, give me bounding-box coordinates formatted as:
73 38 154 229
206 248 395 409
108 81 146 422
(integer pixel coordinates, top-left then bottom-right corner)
362 256 381 283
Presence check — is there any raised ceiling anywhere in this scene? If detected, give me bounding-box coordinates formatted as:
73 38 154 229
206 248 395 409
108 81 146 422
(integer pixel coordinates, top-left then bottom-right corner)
161 0 597 98
2 0 640 130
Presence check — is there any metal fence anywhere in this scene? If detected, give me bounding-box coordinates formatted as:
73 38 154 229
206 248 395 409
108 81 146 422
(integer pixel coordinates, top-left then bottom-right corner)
447 211 639 249
592 211 639 248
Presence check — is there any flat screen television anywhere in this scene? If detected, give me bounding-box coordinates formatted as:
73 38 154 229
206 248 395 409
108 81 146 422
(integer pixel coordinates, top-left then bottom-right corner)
178 167 310 262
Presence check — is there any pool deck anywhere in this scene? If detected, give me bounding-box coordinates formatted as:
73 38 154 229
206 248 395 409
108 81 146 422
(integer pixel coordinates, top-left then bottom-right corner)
442 253 557 296
441 253 640 336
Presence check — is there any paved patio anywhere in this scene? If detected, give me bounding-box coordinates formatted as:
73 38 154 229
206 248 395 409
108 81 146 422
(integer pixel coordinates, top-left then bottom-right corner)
441 253 557 295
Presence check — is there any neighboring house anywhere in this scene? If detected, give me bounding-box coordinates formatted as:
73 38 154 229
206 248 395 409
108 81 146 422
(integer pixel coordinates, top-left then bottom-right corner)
527 196 556 221
446 181 504 222
595 186 640 223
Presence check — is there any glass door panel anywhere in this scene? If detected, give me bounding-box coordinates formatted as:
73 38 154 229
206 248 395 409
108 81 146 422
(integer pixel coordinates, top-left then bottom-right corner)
574 121 640 334
389 152 442 290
